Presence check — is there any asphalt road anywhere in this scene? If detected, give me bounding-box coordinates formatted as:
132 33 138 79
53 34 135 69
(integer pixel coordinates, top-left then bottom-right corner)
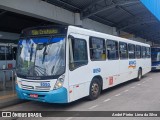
1 71 160 120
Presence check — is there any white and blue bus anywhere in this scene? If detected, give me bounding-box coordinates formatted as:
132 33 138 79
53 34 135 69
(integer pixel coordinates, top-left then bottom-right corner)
15 25 151 103
151 46 160 70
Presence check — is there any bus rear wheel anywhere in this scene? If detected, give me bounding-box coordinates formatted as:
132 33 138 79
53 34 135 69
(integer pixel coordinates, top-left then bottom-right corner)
136 69 142 81
88 78 101 100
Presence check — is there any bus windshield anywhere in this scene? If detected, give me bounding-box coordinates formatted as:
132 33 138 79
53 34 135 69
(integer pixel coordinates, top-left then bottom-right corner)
151 48 160 62
16 37 65 78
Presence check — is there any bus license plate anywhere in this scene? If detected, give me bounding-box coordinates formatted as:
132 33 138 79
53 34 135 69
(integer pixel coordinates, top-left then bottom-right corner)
30 94 38 98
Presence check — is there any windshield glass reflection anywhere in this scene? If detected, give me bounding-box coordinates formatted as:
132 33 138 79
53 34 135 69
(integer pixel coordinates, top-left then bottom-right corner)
17 37 65 77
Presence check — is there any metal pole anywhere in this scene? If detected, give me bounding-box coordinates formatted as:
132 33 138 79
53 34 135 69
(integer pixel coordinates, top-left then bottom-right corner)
11 70 14 93
3 70 6 89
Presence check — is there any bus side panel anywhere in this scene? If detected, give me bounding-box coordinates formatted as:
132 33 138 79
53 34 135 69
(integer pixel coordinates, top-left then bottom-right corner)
142 58 151 75
68 86 74 102
127 59 139 80
119 60 130 83
68 33 91 102
68 65 91 102
102 60 120 90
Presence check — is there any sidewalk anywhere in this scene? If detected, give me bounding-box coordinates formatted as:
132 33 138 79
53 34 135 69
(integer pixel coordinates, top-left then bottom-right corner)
0 81 26 109
0 94 25 109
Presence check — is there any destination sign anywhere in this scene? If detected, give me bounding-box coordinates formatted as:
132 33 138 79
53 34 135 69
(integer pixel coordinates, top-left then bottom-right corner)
31 29 58 35
20 26 67 37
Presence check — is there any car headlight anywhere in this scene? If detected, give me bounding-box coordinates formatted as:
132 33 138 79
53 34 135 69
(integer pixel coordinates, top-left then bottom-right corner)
54 75 65 89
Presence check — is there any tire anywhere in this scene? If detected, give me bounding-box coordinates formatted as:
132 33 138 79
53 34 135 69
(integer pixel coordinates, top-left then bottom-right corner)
136 68 142 81
88 78 101 100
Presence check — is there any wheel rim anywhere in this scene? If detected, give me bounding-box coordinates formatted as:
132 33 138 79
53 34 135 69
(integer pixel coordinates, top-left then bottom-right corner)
91 83 99 97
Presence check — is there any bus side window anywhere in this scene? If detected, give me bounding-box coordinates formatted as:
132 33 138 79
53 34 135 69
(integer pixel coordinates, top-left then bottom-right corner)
128 44 135 59
119 42 128 59
106 40 119 60
69 37 88 70
89 37 106 61
136 45 141 59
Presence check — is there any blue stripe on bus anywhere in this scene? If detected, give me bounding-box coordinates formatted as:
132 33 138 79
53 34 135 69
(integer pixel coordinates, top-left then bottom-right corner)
16 85 68 103
19 37 64 45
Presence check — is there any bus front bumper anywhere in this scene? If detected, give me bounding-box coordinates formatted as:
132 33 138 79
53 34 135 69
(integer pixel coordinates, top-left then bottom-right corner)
152 66 160 70
16 85 68 103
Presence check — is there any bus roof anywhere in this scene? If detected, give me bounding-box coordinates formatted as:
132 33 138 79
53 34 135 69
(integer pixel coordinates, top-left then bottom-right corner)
68 25 150 47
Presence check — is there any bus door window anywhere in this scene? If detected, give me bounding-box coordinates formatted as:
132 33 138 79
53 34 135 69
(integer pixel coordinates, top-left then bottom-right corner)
69 37 88 70
106 40 119 60
89 37 106 61
119 42 128 59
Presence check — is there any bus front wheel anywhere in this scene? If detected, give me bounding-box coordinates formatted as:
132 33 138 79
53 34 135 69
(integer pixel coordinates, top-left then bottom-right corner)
88 78 101 100
136 68 142 81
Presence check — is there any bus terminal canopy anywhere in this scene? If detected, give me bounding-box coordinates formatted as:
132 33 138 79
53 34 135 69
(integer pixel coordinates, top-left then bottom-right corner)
141 0 160 21
41 0 160 44
0 0 160 44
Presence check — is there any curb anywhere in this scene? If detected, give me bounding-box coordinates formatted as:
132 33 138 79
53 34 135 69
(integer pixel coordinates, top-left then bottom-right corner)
0 98 28 109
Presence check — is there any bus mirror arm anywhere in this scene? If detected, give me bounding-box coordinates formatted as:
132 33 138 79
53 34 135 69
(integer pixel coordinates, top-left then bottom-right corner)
68 35 74 40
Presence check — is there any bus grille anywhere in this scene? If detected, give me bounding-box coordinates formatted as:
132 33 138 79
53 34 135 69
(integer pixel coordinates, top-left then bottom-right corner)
22 85 34 90
35 86 51 91
21 85 50 91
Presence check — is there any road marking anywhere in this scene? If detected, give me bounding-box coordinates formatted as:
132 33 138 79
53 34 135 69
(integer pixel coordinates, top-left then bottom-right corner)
88 105 98 110
115 94 121 97
131 86 136 89
103 98 111 102
149 78 152 79
124 90 129 92
65 117 73 120
137 84 141 86
142 81 146 83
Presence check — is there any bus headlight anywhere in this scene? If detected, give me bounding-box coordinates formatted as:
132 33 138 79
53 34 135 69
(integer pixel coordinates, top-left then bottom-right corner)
54 75 65 89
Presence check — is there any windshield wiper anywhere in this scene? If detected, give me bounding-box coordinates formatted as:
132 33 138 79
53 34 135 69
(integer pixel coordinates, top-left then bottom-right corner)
42 44 48 64
30 43 34 62
42 36 53 64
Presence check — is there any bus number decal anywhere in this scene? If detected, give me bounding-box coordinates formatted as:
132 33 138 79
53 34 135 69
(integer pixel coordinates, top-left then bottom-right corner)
128 61 136 69
40 82 50 87
93 68 101 73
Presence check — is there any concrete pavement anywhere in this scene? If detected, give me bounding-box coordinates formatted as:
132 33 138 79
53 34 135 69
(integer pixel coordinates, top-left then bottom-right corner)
1 72 160 120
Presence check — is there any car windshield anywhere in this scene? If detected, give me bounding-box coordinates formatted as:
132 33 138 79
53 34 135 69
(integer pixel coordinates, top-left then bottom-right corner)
16 37 65 77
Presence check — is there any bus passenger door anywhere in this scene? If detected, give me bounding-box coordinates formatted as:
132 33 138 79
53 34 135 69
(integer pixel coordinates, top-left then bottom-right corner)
68 33 90 102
